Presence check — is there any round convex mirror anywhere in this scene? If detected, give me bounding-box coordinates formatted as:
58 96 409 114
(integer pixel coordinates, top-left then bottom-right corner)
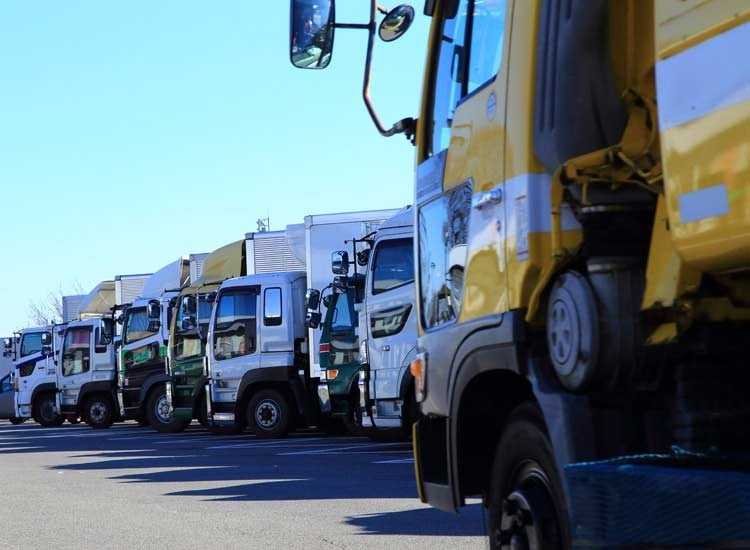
378 5 415 42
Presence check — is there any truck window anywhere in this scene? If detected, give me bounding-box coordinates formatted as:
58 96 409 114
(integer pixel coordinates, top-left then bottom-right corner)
430 0 470 155
62 327 91 376
20 332 44 357
213 289 258 361
429 0 508 155
124 308 156 344
326 291 359 366
419 183 472 329
174 298 202 361
263 288 282 327
371 238 414 295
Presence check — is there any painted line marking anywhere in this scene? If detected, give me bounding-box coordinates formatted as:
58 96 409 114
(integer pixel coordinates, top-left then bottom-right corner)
372 458 415 464
278 442 407 456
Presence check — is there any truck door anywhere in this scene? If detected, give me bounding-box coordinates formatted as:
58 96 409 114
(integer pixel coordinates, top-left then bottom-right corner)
209 287 260 408
14 330 52 415
416 0 510 334
58 326 93 411
654 1 750 272
321 287 360 390
365 237 416 405
120 307 162 412
0 374 14 418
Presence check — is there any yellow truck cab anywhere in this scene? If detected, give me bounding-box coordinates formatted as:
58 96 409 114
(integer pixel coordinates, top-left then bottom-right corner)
291 1 750 548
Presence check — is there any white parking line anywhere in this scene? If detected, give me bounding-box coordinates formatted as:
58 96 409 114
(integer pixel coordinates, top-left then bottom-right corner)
0 429 147 441
372 458 414 464
278 442 407 456
204 436 350 450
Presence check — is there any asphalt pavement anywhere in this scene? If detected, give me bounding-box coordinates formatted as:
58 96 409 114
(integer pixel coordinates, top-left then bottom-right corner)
0 421 485 549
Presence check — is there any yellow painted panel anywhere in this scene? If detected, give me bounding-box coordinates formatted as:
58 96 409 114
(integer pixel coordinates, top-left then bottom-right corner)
663 101 750 272
655 0 750 59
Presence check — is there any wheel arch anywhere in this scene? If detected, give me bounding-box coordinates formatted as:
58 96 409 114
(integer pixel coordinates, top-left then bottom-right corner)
30 383 57 408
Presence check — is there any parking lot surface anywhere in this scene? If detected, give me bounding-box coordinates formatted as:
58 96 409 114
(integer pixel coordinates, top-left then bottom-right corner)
0 421 484 549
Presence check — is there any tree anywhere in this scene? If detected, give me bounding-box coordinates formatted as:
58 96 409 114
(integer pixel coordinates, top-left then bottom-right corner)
27 282 85 327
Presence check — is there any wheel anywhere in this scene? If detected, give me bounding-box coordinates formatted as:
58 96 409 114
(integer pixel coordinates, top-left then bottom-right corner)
9 417 26 425
487 403 570 550
34 393 63 427
85 395 114 429
146 386 189 433
246 389 291 439
196 398 209 428
342 388 364 436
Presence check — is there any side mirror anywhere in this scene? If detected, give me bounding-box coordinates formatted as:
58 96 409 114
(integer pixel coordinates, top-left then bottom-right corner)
3 337 11 350
290 0 336 69
331 250 349 275
206 291 217 304
378 5 415 42
305 311 322 329
147 300 160 321
41 332 52 346
322 294 334 309
305 288 321 311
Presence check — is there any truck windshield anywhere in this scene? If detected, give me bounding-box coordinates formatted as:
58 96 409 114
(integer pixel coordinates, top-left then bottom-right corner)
62 327 91 376
371 238 414 294
213 289 257 361
124 308 157 344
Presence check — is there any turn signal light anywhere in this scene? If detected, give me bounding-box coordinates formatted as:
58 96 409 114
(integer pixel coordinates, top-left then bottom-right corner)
327 369 339 380
411 353 427 403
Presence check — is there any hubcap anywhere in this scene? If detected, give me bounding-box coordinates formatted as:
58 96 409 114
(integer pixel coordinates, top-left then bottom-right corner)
548 299 578 374
155 394 172 423
255 399 280 430
495 462 562 550
89 401 108 423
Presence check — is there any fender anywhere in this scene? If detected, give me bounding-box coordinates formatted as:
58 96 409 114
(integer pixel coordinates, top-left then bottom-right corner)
30 382 57 405
236 366 306 416
78 380 117 407
138 373 171 406
398 345 419 401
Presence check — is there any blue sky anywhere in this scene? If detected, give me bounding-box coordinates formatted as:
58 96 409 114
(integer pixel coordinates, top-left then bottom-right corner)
0 2 430 334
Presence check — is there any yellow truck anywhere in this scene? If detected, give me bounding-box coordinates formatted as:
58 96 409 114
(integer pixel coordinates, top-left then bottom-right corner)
291 1 750 547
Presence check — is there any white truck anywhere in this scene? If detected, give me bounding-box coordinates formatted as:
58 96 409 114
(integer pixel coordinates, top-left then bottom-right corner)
203 209 398 437
5 326 60 426
56 280 118 428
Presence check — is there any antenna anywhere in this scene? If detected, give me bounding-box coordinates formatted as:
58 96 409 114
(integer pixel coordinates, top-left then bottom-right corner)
257 217 270 233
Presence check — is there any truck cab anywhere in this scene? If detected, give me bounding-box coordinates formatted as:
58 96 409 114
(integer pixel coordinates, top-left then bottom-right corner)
206 272 311 438
57 316 117 428
118 257 190 431
7 326 60 426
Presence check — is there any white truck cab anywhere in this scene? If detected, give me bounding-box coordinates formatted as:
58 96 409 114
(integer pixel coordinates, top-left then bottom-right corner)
6 326 60 426
205 271 310 437
57 316 117 428
355 208 417 435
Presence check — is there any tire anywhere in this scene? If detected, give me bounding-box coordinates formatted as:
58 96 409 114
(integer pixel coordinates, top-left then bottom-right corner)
84 395 114 429
34 393 63 428
146 386 190 434
342 389 364 436
487 403 570 550
246 389 291 439
9 417 26 425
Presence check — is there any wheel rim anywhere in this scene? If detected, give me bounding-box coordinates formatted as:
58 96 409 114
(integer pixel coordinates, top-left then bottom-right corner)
89 401 108 423
255 399 281 430
494 461 563 550
155 394 172 424
548 299 578 374
40 399 56 423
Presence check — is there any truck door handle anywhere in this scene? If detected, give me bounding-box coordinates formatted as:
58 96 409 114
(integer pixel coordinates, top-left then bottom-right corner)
472 187 503 210
382 345 391 352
